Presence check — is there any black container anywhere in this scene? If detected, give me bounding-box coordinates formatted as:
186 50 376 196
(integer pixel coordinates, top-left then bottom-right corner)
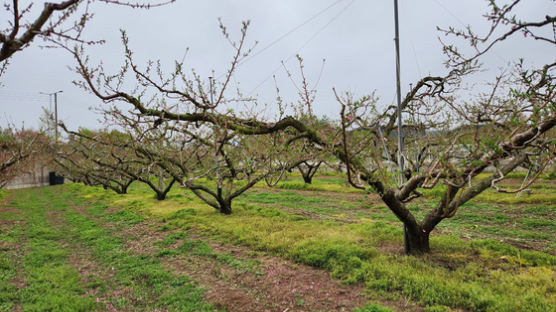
49 171 65 185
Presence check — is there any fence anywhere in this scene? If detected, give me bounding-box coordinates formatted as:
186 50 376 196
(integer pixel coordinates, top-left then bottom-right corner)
2 162 63 189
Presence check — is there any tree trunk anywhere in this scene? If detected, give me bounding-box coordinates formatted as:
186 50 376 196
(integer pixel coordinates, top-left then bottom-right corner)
381 188 430 254
155 191 166 200
218 198 232 215
120 179 134 195
302 175 312 184
406 227 430 254
113 186 127 194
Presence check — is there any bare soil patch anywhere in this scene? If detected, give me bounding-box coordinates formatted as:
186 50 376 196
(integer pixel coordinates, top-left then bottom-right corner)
80 198 420 311
70 201 390 310
123 222 168 255
162 231 421 312
44 196 141 310
166 253 369 312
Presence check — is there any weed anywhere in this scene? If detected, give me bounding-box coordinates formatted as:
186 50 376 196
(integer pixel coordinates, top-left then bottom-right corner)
354 303 395 312
66 181 556 312
425 305 452 312
1 186 216 311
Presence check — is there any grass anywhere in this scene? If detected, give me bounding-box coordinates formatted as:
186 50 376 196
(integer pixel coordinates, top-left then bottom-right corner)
239 190 359 214
355 303 396 312
155 231 260 274
65 175 556 312
261 172 365 193
244 177 556 254
2 189 96 311
0 186 216 311
3 171 555 311
420 176 556 205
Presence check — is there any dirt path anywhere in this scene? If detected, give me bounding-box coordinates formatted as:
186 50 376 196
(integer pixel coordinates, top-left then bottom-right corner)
77 208 374 311
2 186 419 311
162 233 369 312
43 208 119 310
67 194 418 311
120 224 420 312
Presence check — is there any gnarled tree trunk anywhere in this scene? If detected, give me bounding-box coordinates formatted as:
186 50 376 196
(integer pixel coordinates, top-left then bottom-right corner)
217 198 232 215
405 226 431 254
381 188 432 254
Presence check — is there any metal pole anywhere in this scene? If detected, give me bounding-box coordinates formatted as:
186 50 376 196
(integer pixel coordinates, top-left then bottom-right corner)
41 90 63 142
48 94 53 134
209 76 214 105
209 77 219 182
394 0 403 182
393 0 409 254
54 92 59 143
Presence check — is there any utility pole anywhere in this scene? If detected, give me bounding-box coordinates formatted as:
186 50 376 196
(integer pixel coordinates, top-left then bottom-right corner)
54 91 59 143
41 90 63 143
393 0 409 254
209 76 214 105
209 77 220 184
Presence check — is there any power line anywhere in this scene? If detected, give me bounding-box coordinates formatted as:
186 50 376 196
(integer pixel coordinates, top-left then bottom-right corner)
0 96 48 103
430 0 506 63
214 0 348 81
249 0 356 95
240 0 348 67
431 0 467 26
399 1 423 79
0 90 50 102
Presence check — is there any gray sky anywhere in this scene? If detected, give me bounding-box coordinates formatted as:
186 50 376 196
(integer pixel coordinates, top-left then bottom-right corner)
1 0 554 130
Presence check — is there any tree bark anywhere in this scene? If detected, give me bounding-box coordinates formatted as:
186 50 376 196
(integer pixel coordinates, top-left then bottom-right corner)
381 188 432 254
406 228 431 254
218 198 232 215
153 178 176 201
155 191 166 200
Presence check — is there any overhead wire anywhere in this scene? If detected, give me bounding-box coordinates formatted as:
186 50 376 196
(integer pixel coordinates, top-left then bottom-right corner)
248 0 356 95
431 0 467 26
214 0 348 81
0 90 51 99
410 41 422 78
239 0 348 67
430 0 507 63
0 94 49 103
397 1 423 87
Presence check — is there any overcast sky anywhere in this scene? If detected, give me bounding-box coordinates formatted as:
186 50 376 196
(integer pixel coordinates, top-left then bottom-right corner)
1 0 554 130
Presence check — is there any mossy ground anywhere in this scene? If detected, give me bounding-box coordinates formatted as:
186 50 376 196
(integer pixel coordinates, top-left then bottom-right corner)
1 172 554 311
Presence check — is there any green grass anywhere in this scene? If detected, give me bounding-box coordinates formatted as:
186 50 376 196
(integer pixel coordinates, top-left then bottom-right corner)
263 171 364 193
0 189 8 202
4 173 555 312
0 212 23 311
155 233 259 274
66 178 556 312
4 188 97 311
238 190 349 214
0 186 216 311
355 303 396 312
